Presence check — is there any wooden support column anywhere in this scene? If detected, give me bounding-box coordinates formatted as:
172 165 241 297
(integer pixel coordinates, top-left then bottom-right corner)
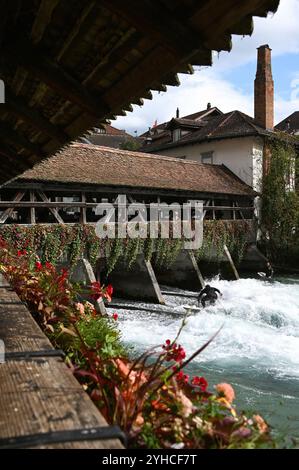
223 244 240 280
0 191 25 224
188 251 205 289
30 191 36 224
232 202 236 220
80 192 87 224
37 190 64 224
81 259 107 315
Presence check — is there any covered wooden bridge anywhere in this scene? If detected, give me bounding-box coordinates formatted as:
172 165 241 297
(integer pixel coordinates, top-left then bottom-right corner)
0 0 280 184
0 143 256 224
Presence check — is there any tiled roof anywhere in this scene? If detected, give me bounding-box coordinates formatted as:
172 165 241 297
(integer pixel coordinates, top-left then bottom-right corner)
8 143 255 197
143 110 274 152
276 112 299 134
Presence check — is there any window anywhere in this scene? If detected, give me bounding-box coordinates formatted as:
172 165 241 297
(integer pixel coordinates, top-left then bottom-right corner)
172 128 181 142
201 151 214 164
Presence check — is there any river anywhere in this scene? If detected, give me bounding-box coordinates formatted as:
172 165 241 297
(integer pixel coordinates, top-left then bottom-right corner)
107 275 299 443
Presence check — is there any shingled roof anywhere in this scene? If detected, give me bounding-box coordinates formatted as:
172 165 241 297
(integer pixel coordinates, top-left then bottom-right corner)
143 110 273 152
6 143 255 197
276 111 299 135
0 0 280 183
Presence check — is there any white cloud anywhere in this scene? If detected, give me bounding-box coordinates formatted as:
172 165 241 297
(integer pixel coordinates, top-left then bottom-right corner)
113 0 299 134
114 71 254 134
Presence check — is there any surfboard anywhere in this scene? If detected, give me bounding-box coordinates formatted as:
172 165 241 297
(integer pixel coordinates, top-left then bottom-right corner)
258 272 267 278
182 305 202 313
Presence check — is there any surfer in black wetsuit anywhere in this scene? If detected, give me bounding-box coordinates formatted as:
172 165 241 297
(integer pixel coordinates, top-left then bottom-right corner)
198 285 222 308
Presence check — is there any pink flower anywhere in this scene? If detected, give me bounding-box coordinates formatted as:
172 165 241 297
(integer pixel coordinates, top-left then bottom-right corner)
112 313 118 321
75 303 85 315
192 376 208 392
232 427 252 439
216 383 235 403
253 415 268 433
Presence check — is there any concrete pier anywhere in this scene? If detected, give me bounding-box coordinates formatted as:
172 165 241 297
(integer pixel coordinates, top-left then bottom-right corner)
98 254 165 304
153 250 204 292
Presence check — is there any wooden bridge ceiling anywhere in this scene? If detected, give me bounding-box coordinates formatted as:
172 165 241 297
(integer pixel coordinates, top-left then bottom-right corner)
0 0 280 183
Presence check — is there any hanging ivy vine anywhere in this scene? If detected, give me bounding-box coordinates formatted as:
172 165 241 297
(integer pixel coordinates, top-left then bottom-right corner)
0 220 250 274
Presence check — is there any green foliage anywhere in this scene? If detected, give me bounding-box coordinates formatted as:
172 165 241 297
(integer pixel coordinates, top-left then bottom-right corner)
119 138 141 152
0 219 249 274
195 220 249 264
76 315 126 359
261 140 299 265
0 243 278 450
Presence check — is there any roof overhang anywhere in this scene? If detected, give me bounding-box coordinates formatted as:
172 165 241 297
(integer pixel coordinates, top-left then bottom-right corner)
0 0 280 183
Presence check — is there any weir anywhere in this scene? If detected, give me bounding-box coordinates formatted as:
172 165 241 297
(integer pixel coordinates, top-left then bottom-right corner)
0 219 268 304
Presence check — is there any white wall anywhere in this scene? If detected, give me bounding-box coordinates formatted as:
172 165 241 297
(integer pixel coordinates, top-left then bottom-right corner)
156 137 264 188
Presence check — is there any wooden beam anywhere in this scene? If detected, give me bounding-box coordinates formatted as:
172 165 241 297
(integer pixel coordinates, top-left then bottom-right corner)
37 191 64 224
0 191 25 224
31 0 60 44
80 192 87 224
4 88 68 144
57 1 98 61
2 39 110 118
100 0 210 61
81 259 107 315
0 201 254 210
0 156 23 177
84 31 142 86
0 143 29 171
229 15 254 36
224 244 240 280
29 191 36 224
190 0 279 47
0 121 44 159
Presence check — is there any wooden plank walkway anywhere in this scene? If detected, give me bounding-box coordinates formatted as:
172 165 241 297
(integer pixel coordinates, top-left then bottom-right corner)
0 274 124 449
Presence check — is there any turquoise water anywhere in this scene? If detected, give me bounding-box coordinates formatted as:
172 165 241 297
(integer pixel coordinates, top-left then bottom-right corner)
107 275 299 444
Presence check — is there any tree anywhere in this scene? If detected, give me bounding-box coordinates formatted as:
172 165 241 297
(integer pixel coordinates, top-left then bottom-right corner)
260 139 299 266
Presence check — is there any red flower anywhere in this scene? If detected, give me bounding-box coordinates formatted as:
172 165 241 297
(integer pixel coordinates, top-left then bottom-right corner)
17 249 27 257
91 281 102 300
105 284 113 302
35 261 43 271
162 340 186 363
176 370 189 384
112 313 118 321
192 376 208 392
45 261 54 270
56 268 69 288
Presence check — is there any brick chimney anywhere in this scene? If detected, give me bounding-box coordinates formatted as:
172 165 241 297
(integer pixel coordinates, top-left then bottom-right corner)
254 45 274 130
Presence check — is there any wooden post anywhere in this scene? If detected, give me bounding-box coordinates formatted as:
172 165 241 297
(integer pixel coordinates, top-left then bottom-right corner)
0 191 26 224
80 192 87 224
82 259 107 315
30 191 36 224
223 244 240 280
232 202 236 220
188 251 205 289
37 190 64 224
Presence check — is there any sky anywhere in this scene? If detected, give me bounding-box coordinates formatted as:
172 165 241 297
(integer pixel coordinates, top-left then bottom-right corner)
113 0 299 136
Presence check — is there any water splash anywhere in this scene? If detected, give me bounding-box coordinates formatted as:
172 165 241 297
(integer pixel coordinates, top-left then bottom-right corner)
110 277 299 380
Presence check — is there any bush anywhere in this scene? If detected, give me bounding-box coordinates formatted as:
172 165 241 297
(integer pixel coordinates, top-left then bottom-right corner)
0 239 277 449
